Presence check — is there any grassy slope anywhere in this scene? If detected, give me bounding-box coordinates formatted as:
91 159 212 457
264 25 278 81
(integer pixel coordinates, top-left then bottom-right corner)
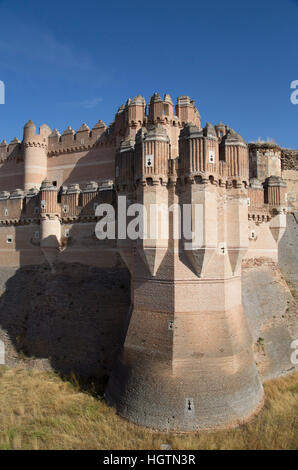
0 366 297 450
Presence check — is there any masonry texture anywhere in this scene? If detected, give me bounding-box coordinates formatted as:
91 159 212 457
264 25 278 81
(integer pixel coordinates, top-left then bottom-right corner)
0 92 297 431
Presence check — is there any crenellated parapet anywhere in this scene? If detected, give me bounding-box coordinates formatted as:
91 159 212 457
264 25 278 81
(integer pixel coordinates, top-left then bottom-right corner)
176 95 201 127
0 138 22 163
113 95 147 138
47 120 108 156
0 178 114 227
0 189 24 224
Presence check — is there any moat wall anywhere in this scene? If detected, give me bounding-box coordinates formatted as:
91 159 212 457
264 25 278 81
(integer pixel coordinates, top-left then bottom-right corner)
0 250 296 383
0 262 130 378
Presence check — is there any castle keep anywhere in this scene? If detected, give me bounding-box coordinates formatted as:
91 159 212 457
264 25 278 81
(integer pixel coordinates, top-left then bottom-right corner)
0 93 297 431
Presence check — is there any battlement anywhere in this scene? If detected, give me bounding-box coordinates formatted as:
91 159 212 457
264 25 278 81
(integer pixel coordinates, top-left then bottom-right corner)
0 92 292 213
0 138 22 162
0 180 114 225
47 120 108 156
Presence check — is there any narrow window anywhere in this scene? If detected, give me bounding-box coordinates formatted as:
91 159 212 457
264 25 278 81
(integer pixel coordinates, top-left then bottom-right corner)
218 242 226 255
145 155 154 168
185 398 194 414
209 151 215 163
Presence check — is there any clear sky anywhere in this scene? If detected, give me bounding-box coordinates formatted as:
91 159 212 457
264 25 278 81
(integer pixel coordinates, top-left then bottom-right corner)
0 0 297 148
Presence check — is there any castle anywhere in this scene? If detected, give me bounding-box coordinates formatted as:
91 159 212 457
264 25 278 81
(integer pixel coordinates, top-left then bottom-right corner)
0 93 297 431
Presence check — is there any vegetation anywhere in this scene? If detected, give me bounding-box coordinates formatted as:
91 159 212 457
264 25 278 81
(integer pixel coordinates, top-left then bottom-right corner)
0 366 297 450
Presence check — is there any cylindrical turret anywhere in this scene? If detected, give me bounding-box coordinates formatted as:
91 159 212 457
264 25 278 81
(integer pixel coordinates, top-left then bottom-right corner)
39 178 61 264
23 120 50 191
179 122 219 178
264 175 287 209
128 95 146 128
219 128 249 183
134 124 170 184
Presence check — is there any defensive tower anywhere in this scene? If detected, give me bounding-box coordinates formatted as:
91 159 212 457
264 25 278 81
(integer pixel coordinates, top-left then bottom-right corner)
0 92 292 431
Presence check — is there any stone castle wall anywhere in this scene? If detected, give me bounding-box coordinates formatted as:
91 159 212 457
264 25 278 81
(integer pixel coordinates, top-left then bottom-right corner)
0 262 130 378
281 149 298 211
0 93 296 430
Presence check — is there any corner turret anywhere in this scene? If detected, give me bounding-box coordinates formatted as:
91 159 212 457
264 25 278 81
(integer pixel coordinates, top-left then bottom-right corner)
23 120 51 191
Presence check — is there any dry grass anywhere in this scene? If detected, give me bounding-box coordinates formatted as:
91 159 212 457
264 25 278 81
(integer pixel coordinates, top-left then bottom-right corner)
0 366 297 450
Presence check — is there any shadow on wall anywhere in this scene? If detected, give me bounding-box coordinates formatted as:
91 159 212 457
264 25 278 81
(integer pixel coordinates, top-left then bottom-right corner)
0 263 130 384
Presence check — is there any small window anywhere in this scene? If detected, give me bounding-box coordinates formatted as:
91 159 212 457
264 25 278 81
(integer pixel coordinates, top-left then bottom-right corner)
249 230 257 240
34 206 39 214
52 181 57 187
93 202 98 212
185 398 194 414
163 103 169 116
6 236 13 244
34 231 39 239
80 139 84 145
209 151 215 163
41 200 46 210
4 208 8 216
218 242 226 255
65 229 70 238
63 205 69 214
247 198 250 206
145 155 154 168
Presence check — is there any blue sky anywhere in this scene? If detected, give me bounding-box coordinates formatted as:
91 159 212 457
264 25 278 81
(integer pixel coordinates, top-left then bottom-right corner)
0 0 297 148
